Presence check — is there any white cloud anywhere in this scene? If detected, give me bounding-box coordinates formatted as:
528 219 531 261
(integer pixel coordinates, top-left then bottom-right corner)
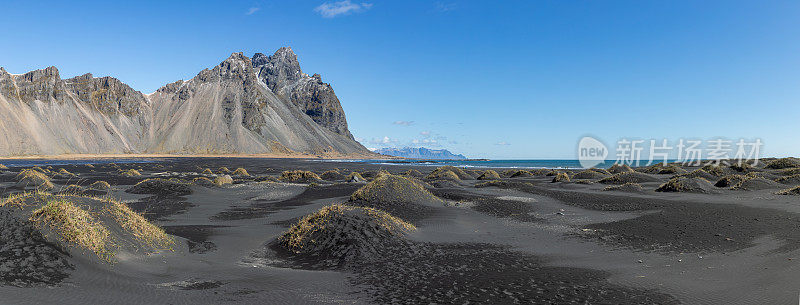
393 120 414 126
246 7 260 15
315 1 372 18
369 136 396 145
495 141 511 146
420 131 430 136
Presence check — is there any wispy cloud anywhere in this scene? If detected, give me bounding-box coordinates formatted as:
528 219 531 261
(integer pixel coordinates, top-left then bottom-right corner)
246 7 260 15
420 131 431 136
369 136 396 145
434 2 457 12
393 120 414 126
315 1 372 18
495 141 511 146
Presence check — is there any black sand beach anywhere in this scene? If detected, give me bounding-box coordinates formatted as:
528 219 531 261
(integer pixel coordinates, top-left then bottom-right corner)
1 157 799 304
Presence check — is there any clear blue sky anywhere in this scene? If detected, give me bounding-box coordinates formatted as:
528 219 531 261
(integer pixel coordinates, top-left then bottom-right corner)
1 0 798 159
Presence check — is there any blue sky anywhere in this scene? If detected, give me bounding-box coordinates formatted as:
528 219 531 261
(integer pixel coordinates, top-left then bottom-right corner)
1 0 798 159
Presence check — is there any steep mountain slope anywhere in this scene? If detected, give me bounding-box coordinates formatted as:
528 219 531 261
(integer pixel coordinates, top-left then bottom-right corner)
253 47 353 139
0 48 370 157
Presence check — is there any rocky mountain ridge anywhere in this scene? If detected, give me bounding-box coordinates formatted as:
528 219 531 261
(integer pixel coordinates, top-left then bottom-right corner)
0 48 369 157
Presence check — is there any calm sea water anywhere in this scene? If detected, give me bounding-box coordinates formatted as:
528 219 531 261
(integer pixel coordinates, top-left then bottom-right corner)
322 159 678 169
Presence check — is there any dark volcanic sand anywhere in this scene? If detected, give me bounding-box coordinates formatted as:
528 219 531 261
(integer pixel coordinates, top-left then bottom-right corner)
1 157 799 304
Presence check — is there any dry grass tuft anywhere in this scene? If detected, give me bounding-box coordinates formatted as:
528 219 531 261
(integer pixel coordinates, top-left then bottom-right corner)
598 171 659 184
16 169 54 190
477 170 501 180
552 172 570 183
231 168 250 176
0 164 8 169
776 174 800 185
656 177 715 193
351 174 441 204
347 172 366 183
279 170 322 183
715 175 747 188
102 199 174 250
571 169 608 180
201 168 214 175
126 178 192 196
430 166 473 180
608 163 634 174
192 177 215 187
88 181 111 191
120 169 141 177
320 170 346 181
30 198 114 261
765 158 800 169
777 186 800 195
217 167 231 174
425 169 461 181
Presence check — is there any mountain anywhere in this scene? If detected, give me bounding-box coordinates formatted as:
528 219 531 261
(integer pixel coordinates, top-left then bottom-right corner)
0 48 371 157
375 147 467 160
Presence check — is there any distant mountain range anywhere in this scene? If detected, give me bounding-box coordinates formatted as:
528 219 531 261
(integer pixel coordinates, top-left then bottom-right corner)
0 47 372 157
375 147 467 160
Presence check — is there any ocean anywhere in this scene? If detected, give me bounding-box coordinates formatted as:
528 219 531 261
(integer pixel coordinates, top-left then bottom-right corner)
320 159 677 169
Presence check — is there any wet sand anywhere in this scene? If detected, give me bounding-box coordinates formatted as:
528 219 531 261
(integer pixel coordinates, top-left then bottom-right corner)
1 158 799 304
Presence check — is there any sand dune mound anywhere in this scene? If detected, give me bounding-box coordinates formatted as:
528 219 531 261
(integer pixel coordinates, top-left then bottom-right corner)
279 170 323 183
347 172 366 183
218 167 231 174
54 168 77 179
120 169 142 177
201 168 214 175
776 174 800 185
1 192 174 263
430 166 473 180
608 164 634 174
656 177 717 193
700 164 727 176
603 182 645 192
571 169 608 180
599 172 660 185
477 170 501 180
58 185 85 195
349 174 442 219
778 168 800 176
360 170 390 180
509 170 533 178
777 186 800 195
403 169 424 178
88 181 111 191
715 175 747 188
731 177 780 191
729 162 753 172
765 158 800 169
320 170 346 181
674 169 717 180
274 204 414 268
426 169 461 181
15 169 54 190
126 178 192 196
231 168 250 176
552 172 570 183
191 177 215 187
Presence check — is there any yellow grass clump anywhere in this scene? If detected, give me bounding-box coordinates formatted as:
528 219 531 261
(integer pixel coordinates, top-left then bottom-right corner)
16 169 54 190
777 186 800 195
765 158 800 169
425 169 461 181
279 170 322 183
201 168 214 175
430 166 473 180
477 170 501 180
120 169 141 177
608 163 634 174
102 199 174 250
88 181 111 191
552 172 570 183
231 167 250 176
218 167 231 174
30 198 114 261
279 204 415 255
347 171 366 183
0 164 8 169
350 174 441 204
